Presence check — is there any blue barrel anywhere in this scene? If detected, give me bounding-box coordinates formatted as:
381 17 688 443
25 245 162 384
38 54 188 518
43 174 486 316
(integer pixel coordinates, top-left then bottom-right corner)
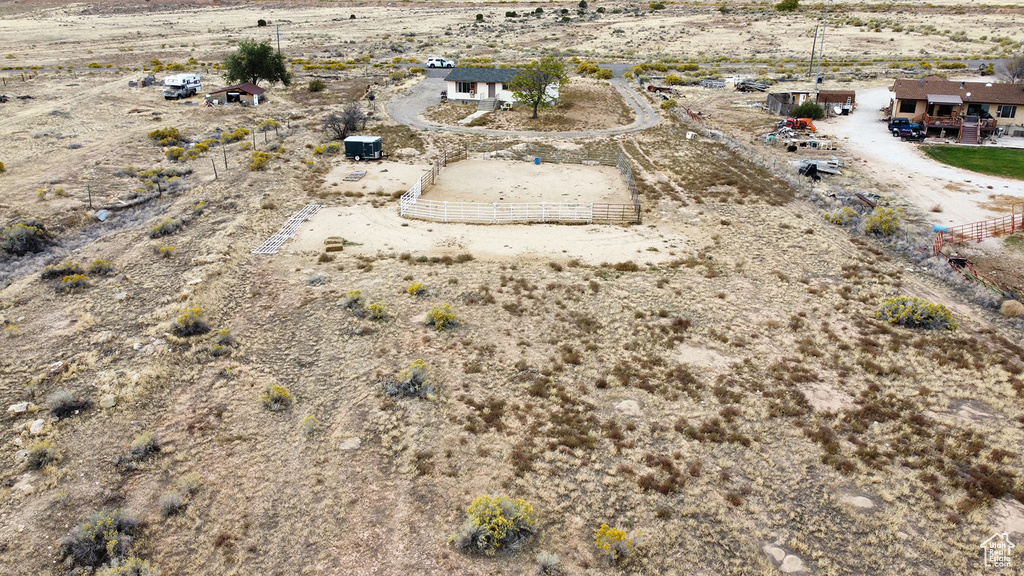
534 157 541 165
933 225 948 233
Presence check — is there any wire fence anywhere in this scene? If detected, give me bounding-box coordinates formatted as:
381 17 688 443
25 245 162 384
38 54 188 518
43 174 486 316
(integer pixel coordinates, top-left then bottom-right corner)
398 146 641 224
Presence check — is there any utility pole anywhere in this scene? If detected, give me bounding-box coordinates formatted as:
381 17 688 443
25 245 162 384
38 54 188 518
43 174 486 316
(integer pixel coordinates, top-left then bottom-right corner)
808 25 819 75
814 0 831 92
276 25 281 53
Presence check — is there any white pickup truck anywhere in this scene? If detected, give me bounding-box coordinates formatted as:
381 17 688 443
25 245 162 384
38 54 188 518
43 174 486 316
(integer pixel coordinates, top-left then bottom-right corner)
163 73 201 100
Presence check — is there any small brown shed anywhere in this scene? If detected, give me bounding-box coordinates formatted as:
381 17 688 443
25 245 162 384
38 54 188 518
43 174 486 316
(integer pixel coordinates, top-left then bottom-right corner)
816 90 856 114
206 83 266 106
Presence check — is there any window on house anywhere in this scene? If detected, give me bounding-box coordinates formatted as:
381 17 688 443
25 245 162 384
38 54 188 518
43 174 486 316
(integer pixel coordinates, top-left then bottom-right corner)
456 81 473 94
898 100 916 114
997 105 1017 118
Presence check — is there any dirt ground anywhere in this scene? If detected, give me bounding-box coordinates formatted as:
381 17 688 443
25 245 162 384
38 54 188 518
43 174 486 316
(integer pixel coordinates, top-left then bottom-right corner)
2 2 1024 576
421 159 629 204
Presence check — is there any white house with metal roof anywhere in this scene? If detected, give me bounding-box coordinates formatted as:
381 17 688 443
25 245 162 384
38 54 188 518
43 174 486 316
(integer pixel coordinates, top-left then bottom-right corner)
442 67 559 108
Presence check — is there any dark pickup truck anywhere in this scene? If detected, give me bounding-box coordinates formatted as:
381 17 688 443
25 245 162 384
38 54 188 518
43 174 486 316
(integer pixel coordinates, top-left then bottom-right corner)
894 126 926 142
888 117 922 136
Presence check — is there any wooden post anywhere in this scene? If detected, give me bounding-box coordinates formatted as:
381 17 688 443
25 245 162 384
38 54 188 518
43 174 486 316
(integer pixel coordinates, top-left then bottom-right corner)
87 185 92 209
223 144 228 170
211 157 218 179
252 129 256 149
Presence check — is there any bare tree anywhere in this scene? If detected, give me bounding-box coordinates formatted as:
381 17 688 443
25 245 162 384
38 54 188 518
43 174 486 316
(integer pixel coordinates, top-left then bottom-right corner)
998 53 1024 84
323 103 365 141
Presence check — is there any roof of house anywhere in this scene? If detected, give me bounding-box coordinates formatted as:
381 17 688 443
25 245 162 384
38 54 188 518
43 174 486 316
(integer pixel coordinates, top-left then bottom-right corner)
207 82 266 96
444 67 520 83
891 76 1024 106
816 90 856 104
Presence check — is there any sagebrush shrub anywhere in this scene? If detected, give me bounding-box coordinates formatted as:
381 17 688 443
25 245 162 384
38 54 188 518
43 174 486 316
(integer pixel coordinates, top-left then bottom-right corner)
342 289 363 309
308 79 327 92
159 491 185 517
0 160 5 174
1 220 51 256
387 359 433 398
165 147 185 162
129 431 160 458
173 306 210 337
536 551 561 575
301 415 319 435
87 259 116 276
250 150 273 171
177 472 202 496
408 282 425 296
876 296 957 330
41 261 84 280
826 206 857 226
594 524 639 564
210 328 236 357
426 303 458 329
148 127 182 145
27 439 58 468
221 127 250 142
261 384 293 410
61 509 139 568
158 245 175 258
150 218 182 239
864 207 902 236
660 99 677 110
60 273 90 292
451 495 535 555
47 389 89 418
368 301 387 320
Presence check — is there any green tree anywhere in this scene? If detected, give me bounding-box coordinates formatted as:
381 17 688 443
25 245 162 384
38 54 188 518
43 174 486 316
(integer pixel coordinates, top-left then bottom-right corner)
223 39 291 87
509 55 569 119
775 0 799 11
791 101 825 120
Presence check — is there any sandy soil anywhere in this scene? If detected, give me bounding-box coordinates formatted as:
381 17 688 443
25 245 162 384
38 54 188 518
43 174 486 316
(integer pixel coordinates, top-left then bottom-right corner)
421 159 630 204
2 3 1024 576
322 161 433 196
288 202 679 264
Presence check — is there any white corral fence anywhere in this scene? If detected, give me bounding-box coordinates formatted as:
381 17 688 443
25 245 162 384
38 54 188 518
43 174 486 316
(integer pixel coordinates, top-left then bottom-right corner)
398 148 640 225
400 200 596 224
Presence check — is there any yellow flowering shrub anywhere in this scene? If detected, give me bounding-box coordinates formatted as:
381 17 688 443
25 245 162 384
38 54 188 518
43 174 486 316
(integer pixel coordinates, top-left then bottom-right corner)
876 296 957 330
864 206 902 236
594 523 640 564
451 495 535 554
426 303 458 330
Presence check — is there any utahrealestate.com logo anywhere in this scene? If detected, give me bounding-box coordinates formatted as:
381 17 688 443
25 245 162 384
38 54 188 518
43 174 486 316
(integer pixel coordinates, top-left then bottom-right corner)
980 533 1015 568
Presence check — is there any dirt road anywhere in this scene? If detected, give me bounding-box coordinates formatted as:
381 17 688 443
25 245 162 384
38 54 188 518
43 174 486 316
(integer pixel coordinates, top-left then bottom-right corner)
829 86 1023 225
387 68 660 138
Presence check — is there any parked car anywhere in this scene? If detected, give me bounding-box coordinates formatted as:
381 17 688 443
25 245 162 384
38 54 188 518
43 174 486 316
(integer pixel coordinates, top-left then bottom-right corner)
426 57 455 68
887 117 921 135
895 126 926 142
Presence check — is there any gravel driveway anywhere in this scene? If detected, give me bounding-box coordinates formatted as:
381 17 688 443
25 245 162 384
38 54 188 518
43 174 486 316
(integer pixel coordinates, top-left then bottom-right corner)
827 86 1023 224
386 67 660 138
